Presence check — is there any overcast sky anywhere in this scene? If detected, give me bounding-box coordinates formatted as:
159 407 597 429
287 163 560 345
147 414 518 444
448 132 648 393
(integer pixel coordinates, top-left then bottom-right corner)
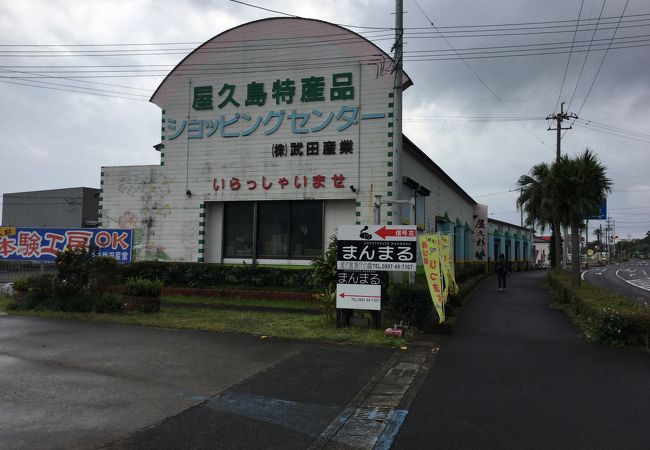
1 0 648 239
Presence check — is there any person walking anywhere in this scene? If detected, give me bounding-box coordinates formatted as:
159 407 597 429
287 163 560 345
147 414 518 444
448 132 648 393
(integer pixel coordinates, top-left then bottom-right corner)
495 254 509 291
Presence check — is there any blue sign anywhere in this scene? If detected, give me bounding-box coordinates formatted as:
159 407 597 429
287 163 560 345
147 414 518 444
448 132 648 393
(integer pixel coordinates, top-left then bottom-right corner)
0 227 133 263
586 200 607 221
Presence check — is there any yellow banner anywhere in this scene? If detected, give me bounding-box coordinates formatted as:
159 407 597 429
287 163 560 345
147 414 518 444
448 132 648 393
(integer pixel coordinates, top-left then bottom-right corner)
419 235 445 323
439 235 458 299
0 227 16 237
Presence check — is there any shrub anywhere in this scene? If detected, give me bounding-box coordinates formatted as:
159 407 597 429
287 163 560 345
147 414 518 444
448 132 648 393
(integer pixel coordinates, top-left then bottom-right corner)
94 292 123 313
385 283 434 329
121 261 315 291
12 277 30 292
88 256 121 296
546 271 650 348
124 277 163 298
9 274 54 310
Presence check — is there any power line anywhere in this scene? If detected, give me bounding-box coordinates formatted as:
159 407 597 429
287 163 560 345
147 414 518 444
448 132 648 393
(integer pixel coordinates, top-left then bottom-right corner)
411 0 548 149
554 0 584 114
567 0 607 112
575 0 630 117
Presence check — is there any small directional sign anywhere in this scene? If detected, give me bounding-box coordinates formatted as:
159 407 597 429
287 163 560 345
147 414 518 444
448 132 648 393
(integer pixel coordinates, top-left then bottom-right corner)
336 283 381 310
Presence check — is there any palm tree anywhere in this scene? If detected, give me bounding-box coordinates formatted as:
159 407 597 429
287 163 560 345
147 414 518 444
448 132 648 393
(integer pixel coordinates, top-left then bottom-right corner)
516 162 561 270
551 149 612 287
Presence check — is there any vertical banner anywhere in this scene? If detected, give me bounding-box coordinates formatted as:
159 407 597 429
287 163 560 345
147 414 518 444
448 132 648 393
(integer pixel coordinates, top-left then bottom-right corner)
439 234 458 300
419 235 445 323
473 203 488 261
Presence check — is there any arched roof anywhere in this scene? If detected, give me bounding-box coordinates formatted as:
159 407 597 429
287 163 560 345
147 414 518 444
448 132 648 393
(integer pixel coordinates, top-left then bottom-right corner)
150 17 412 105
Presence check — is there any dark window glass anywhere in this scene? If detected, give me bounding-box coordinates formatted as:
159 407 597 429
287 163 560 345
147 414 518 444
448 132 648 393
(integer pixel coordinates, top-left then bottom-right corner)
257 202 290 258
290 201 323 258
223 202 253 258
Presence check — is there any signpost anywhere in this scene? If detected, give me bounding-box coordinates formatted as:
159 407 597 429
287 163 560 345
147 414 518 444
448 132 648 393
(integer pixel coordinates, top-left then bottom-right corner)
335 224 417 327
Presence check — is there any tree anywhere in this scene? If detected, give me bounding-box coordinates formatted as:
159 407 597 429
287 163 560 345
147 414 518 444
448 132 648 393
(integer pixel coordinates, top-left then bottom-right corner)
551 149 612 287
516 162 562 270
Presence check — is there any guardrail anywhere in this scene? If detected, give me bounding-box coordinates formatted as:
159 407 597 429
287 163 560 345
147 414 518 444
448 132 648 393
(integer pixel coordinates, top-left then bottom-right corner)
0 261 56 283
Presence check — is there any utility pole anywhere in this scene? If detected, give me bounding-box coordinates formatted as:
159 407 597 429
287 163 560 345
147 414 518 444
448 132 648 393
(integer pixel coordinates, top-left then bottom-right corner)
547 101 578 163
547 101 578 269
392 0 404 226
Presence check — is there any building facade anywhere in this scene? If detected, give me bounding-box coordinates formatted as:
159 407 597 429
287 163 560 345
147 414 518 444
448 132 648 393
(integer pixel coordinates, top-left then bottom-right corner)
100 17 529 266
2 187 99 228
487 219 534 270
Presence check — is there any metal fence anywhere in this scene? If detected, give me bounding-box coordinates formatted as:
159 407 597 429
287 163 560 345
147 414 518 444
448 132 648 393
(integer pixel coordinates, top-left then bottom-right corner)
0 261 56 283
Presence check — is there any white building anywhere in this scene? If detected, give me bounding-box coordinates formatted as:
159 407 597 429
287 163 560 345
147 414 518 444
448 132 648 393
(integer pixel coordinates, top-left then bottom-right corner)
101 17 525 266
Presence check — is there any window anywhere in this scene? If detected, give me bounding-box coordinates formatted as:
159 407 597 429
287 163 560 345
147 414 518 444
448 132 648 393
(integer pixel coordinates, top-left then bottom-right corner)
290 201 323 258
223 202 254 258
223 201 323 260
257 202 290 258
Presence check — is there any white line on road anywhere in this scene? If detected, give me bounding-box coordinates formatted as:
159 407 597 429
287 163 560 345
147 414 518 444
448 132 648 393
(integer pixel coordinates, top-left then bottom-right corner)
616 269 650 292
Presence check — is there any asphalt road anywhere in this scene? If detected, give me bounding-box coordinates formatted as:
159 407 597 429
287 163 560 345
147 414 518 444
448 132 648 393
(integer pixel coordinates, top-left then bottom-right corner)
583 259 650 306
0 316 392 450
392 270 650 450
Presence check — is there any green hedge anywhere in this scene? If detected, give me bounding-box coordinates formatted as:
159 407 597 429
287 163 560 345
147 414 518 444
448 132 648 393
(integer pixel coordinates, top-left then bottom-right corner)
120 261 316 291
124 277 164 298
546 271 650 348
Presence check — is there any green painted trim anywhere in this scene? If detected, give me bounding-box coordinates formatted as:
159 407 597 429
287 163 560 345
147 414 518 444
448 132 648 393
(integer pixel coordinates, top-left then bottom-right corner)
355 211 361 216
199 230 205 235
388 122 393 128
198 257 204 262
387 191 393 196
387 161 393 167
387 211 393 216
198 248 205 253
161 162 165 166
200 203 205 209
161 118 166 123
199 239 205 244
388 112 394 118
387 171 393 177
356 221 361 225
388 102 394 108
387 142 393 147
199 212 205 217
161 136 165 140
387 181 393 187
355 202 361 207
388 93 394 98
388 132 393 138
387 221 393 225
387 152 393 157
199 221 205 227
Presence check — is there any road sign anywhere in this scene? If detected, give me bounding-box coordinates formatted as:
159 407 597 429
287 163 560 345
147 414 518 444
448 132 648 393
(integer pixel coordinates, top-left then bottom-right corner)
336 283 381 310
336 225 417 272
586 200 607 220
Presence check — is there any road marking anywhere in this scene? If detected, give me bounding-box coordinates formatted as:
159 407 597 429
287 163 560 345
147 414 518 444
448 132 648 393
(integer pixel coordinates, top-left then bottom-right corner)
616 270 650 292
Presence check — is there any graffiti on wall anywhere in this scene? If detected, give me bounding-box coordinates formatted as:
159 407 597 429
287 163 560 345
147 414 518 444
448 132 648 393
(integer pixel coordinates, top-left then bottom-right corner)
115 173 174 261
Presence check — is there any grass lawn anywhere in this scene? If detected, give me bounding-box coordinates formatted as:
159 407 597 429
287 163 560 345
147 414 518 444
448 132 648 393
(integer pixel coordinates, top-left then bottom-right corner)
162 295 319 311
0 294 407 348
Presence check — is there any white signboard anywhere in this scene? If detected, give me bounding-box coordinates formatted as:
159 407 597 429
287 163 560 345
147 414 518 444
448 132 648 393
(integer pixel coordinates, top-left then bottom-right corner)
336 224 417 272
336 283 382 311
